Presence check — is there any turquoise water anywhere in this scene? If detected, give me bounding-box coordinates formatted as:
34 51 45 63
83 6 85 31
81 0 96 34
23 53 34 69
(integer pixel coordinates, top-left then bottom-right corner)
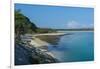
48 32 94 62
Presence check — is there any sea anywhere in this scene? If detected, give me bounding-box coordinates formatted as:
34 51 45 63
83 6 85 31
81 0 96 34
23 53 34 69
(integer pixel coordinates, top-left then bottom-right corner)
48 31 94 62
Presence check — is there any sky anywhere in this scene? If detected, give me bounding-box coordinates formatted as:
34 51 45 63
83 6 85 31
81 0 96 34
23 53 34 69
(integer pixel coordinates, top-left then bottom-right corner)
15 3 94 29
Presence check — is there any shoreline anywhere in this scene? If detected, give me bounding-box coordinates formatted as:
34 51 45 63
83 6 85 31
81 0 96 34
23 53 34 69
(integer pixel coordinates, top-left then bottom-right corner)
57 31 94 32
30 32 68 47
29 33 68 59
30 37 57 60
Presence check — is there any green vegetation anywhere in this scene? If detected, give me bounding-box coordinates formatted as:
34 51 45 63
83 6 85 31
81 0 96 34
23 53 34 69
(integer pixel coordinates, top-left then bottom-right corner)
15 10 37 36
36 28 57 33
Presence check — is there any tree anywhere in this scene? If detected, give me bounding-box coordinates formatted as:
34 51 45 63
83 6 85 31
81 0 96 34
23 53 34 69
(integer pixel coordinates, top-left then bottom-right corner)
15 10 37 40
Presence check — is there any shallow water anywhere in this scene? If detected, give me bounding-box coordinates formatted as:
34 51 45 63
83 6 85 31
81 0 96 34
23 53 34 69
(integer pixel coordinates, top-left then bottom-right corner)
48 32 94 62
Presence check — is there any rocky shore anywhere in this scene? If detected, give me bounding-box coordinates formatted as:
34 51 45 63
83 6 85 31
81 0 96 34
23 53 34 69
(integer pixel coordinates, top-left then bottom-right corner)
15 42 58 65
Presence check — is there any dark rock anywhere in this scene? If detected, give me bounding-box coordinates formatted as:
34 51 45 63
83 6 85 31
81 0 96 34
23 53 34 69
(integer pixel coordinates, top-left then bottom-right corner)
15 43 58 65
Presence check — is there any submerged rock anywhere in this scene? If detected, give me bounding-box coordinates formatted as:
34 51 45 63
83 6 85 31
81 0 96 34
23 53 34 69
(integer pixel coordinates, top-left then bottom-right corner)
15 43 58 65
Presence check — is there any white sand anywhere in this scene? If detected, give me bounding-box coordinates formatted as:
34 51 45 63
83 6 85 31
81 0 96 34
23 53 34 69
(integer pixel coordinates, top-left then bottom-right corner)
30 37 49 47
33 32 67 37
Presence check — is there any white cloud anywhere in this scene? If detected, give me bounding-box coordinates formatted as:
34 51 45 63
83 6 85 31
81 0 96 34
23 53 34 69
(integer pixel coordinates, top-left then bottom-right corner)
67 20 81 28
90 23 94 28
66 20 93 28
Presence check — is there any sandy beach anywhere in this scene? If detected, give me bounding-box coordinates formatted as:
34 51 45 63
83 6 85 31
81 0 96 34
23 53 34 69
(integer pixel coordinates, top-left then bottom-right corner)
30 37 49 47
33 32 68 36
30 33 67 47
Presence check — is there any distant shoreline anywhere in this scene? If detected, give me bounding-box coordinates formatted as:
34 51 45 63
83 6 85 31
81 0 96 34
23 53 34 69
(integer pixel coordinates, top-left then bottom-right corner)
57 31 94 32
